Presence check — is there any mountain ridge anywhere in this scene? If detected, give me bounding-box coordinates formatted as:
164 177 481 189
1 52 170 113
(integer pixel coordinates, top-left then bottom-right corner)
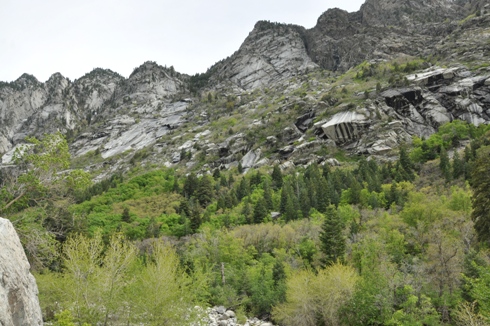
0 0 489 178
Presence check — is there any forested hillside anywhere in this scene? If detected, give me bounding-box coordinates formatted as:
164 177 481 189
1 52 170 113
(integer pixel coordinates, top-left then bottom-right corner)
1 1 490 325
2 120 490 325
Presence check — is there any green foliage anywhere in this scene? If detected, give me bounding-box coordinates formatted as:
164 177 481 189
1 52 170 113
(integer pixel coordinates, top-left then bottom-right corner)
471 146 490 245
37 233 197 325
1 132 91 214
272 264 358 326
320 205 346 266
29 128 490 324
387 286 440 326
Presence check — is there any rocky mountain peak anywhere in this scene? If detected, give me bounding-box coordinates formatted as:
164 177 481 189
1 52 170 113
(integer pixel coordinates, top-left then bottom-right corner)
45 73 70 104
210 20 317 90
12 73 42 91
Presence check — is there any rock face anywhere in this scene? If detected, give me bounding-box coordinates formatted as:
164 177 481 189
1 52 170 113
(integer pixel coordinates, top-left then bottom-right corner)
0 0 489 174
0 217 43 326
322 111 370 143
212 21 318 90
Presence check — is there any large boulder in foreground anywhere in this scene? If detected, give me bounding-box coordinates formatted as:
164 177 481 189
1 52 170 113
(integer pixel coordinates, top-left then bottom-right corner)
0 217 43 326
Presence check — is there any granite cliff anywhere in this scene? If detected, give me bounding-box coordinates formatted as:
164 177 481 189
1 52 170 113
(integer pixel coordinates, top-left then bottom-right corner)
0 217 43 326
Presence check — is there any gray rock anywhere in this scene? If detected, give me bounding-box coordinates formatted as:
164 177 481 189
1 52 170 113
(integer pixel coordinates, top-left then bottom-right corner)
0 217 43 326
325 158 341 166
211 21 318 90
241 149 261 169
321 111 369 143
216 306 226 314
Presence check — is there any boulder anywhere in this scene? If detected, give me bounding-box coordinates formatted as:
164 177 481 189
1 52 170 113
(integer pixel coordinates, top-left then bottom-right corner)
295 111 316 133
0 217 43 326
321 111 370 143
241 149 261 169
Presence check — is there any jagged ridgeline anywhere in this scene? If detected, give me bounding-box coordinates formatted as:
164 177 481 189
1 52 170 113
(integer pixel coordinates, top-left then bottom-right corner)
1 0 490 325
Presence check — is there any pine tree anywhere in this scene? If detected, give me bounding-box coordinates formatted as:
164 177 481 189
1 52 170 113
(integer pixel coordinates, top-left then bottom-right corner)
183 173 198 198
188 199 202 233
217 195 226 211
452 150 464 179
241 197 252 223
253 198 268 223
172 177 180 193
471 146 490 245
271 165 283 190
440 146 451 182
300 187 311 218
263 179 274 211
322 163 331 180
399 144 415 181
237 178 250 201
196 175 214 207
316 177 329 213
319 205 346 266
212 168 221 180
250 171 262 188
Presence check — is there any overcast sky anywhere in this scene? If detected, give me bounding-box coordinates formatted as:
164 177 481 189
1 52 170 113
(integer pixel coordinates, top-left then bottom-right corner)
0 0 365 83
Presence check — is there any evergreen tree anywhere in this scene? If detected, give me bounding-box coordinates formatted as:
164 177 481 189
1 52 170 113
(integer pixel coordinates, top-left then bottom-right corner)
238 161 244 174
217 195 226 211
188 200 202 233
316 177 329 213
183 173 198 198
241 197 252 223
220 174 228 188
399 144 415 181
271 165 283 190
263 179 274 211
452 150 464 180
253 198 268 223
250 171 262 188
229 189 239 207
196 175 214 207
326 176 339 207
172 177 180 193
280 183 291 215
300 187 311 218
284 195 298 222
237 178 250 201
212 168 221 180
322 163 331 180
319 205 346 266
388 180 397 205
471 146 490 245
178 200 190 217
440 146 451 182
349 177 362 205
227 174 235 187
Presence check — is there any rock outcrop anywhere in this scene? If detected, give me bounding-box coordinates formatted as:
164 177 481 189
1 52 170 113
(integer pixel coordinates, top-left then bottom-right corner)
212 21 318 90
0 217 43 326
194 306 274 326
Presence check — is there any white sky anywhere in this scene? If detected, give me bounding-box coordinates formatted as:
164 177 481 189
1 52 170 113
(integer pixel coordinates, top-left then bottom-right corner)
0 0 365 83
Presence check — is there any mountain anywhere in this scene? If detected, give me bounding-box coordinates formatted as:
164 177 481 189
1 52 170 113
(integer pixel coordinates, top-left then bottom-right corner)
0 0 489 178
